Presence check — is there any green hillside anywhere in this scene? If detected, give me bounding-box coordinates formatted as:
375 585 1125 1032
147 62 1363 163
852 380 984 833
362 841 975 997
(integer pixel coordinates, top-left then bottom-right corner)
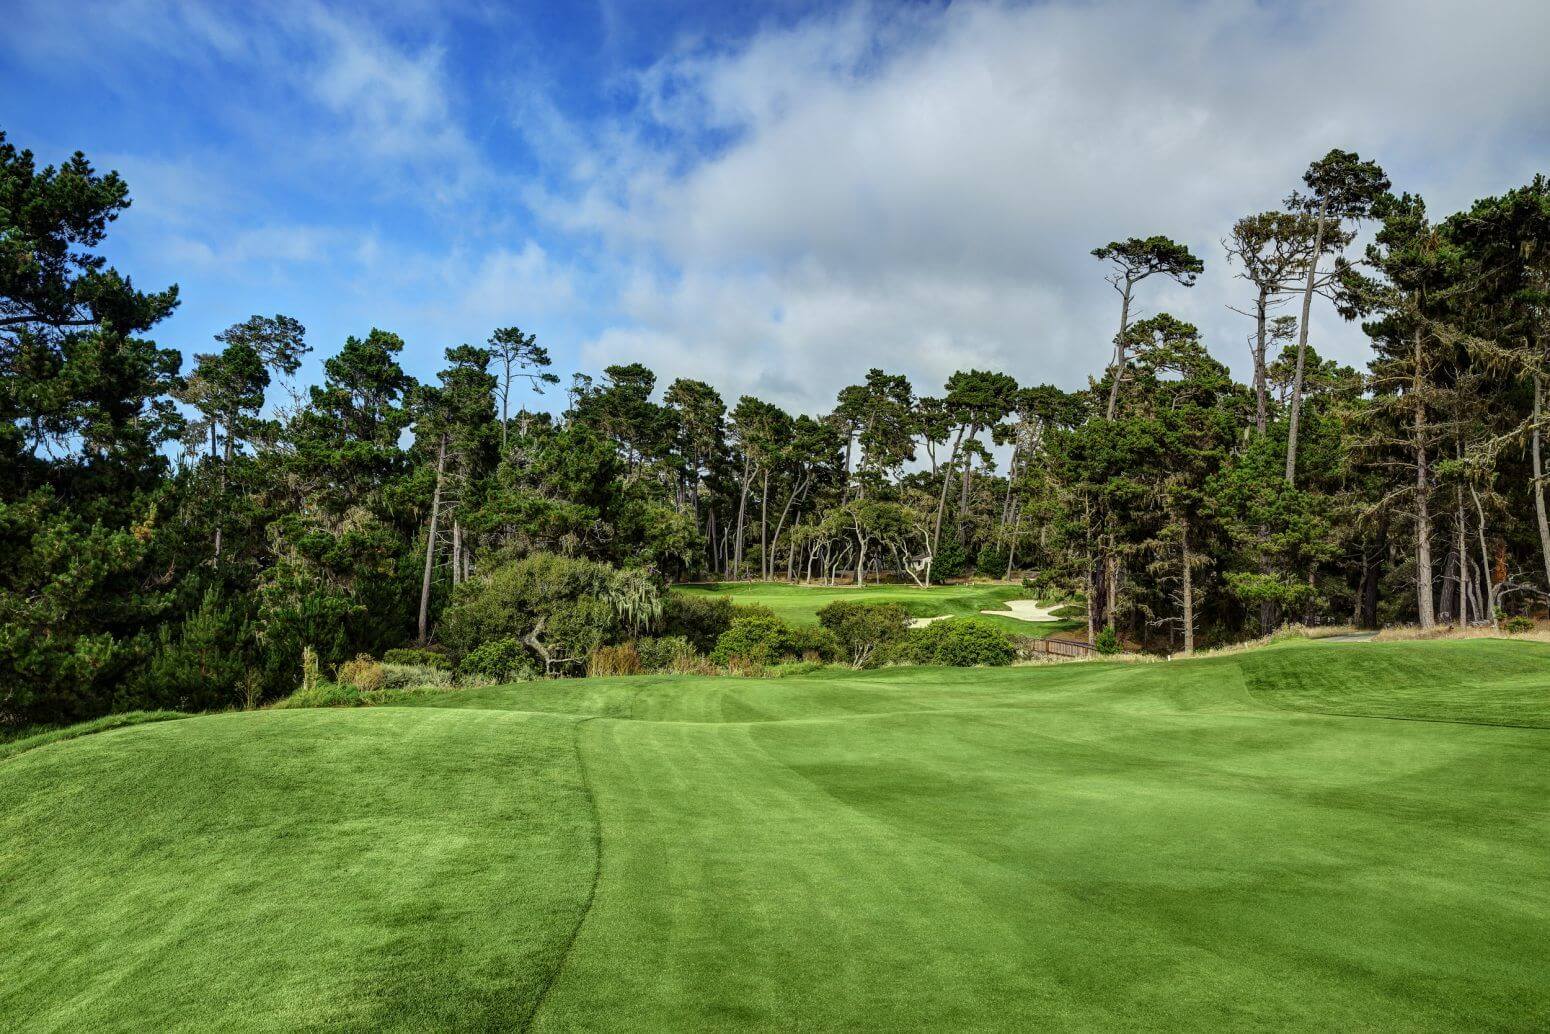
4 640 1548 1030
671 580 1085 635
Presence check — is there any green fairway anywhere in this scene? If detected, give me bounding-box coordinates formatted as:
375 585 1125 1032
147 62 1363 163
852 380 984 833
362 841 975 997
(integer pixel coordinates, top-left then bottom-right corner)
4 639 1549 1029
672 579 1085 635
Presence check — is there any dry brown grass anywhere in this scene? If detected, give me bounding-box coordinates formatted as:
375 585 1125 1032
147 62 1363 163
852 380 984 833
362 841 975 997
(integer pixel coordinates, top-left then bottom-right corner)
1373 621 1549 643
335 654 385 692
587 643 643 677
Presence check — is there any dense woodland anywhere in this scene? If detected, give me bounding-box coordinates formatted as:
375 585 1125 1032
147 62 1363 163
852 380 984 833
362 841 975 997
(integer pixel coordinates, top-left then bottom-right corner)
4 126 1549 725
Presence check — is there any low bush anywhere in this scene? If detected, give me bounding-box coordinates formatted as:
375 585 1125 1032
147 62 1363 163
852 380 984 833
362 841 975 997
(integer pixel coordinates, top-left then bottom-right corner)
770 660 829 677
711 614 796 666
817 600 910 668
381 648 452 670
273 681 368 709
588 642 643 677
380 663 453 690
1504 615 1535 635
459 638 540 683
336 655 385 693
1094 627 1120 655
636 635 699 672
899 619 1016 667
659 593 736 653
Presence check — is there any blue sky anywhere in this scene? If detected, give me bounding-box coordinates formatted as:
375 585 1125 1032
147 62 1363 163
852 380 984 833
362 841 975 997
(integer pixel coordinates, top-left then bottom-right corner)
3 0 1547 413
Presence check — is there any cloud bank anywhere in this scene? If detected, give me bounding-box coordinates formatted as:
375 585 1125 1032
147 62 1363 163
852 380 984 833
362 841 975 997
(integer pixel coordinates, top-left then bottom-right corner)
543 0 1550 409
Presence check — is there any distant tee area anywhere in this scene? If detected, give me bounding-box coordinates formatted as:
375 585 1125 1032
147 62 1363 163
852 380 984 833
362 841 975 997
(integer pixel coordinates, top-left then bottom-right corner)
3 638 1547 1031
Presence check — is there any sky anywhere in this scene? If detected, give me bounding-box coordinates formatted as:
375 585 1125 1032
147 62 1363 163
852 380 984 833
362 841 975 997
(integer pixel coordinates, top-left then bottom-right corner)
3 0 1547 415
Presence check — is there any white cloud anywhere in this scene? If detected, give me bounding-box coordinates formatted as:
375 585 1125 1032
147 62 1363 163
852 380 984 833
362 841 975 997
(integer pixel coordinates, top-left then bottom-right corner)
548 0 1550 411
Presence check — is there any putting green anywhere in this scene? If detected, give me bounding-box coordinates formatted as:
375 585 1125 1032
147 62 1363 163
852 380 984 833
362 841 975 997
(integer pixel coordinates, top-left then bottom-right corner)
3 640 1548 1029
671 580 1085 635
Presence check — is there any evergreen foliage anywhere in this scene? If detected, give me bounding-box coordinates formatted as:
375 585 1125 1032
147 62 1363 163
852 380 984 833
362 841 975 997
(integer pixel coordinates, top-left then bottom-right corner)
4 126 1549 724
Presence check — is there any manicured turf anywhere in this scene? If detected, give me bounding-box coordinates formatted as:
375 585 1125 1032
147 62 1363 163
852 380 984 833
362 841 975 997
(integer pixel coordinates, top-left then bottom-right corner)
672 579 1085 635
4 639 1549 1029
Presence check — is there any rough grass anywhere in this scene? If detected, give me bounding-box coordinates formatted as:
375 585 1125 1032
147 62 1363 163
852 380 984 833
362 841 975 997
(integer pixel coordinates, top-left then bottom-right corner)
673 580 1086 635
0 711 187 762
4 639 1548 1030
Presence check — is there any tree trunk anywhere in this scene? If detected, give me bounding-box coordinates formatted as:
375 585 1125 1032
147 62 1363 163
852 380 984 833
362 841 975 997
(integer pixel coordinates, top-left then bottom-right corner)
499 363 510 448
1085 559 1097 645
1004 505 1021 580
417 434 447 645
786 512 800 582
1106 280 1134 420
1455 491 1469 626
771 477 809 583
211 421 223 566
1285 200 1329 485
452 520 463 586
1252 289 1270 435
1180 515 1194 656
1438 551 1458 625
999 444 1020 531
1104 547 1118 631
1469 482 1499 631
732 457 752 580
1413 329 1435 629
932 425 966 553
760 470 770 580
958 424 979 513
1533 374 1550 590
841 429 854 502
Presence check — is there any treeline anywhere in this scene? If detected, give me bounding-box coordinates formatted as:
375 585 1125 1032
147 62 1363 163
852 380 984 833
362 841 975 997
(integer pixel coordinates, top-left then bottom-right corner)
3 127 1548 725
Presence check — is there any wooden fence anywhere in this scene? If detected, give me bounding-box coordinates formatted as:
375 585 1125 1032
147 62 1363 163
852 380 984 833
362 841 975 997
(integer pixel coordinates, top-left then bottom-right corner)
1025 637 1098 659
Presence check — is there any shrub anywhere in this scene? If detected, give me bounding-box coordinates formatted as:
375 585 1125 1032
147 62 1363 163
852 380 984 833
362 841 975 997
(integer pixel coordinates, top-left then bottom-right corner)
382 648 452 670
1094 626 1120 655
273 680 367 709
380 663 453 690
637 635 698 672
459 638 540 683
659 593 736 652
588 642 643 677
1504 615 1535 635
817 600 910 668
336 654 385 693
932 537 968 580
440 553 641 670
788 624 840 664
975 544 1009 579
711 614 797 666
900 619 1016 667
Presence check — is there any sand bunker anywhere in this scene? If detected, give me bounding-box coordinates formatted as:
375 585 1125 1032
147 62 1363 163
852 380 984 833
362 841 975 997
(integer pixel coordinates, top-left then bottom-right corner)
907 614 953 628
908 599 1068 628
981 599 1065 623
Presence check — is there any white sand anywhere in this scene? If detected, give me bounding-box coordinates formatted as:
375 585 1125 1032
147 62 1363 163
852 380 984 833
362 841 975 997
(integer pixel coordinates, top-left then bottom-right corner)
908 599 1068 628
907 614 953 629
980 599 1065 623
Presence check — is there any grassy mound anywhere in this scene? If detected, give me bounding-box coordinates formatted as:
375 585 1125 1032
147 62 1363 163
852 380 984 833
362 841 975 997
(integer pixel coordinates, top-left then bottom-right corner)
4 639 1548 1029
0 708 595 1031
